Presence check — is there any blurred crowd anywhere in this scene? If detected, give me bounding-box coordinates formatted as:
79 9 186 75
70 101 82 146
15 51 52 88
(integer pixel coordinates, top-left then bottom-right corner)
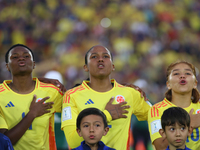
0 0 200 149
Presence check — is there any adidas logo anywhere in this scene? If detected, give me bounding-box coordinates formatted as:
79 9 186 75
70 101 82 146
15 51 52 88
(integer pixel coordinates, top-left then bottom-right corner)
85 99 94 105
5 101 15 107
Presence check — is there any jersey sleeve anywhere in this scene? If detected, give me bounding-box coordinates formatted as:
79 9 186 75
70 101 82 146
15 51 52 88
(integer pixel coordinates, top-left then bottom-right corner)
61 92 83 148
51 89 63 113
38 78 63 113
0 107 8 129
148 106 162 143
131 89 151 121
103 110 112 122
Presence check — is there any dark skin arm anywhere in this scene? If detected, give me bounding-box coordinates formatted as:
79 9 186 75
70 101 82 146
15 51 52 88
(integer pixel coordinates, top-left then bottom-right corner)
105 97 130 120
0 95 53 145
38 77 67 93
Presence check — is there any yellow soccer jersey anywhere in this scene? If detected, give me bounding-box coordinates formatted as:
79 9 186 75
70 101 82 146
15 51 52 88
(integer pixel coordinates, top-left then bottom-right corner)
0 78 63 150
148 98 200 149
61 79 151 150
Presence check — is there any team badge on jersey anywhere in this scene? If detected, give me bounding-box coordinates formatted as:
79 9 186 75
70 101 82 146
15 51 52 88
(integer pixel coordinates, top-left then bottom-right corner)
151 119 161 134
62 106 72 121
115 95 125 103
36 98 46 103
196 109 200 114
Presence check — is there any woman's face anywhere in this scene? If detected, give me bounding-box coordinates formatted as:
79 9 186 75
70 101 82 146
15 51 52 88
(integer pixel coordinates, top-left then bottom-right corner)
167 63 197 94
6 46 35 75
84 46 114 79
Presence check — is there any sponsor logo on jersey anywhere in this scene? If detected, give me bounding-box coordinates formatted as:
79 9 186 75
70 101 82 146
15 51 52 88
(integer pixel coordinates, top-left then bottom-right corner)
62 106 72 121
5 101 15 107
196 109 200 114
115 95 125 103
85 99 94 105
151 119 161 134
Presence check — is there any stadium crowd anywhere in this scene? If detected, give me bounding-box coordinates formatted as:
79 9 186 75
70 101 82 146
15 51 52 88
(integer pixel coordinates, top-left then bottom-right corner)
0 0 200 149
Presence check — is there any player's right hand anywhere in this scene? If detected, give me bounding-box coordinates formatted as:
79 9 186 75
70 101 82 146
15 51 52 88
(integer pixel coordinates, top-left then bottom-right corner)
105 97 130 120
29 95 54 118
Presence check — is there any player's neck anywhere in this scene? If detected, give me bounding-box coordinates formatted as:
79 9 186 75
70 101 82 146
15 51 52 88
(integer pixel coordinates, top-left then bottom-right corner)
171 92 192 108
88 78 113 92
9 76 35 94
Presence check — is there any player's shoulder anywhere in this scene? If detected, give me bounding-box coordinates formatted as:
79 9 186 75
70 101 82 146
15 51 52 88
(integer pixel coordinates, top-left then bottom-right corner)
151 99 173 110
0 81 10 94
114 81 126 88
38 80 64 95
39 81 59 90
114 81 135 91
65 84 86 96
190 101 200 110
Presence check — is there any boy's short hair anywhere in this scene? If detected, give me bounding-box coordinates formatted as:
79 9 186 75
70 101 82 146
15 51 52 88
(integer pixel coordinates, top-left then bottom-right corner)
161 107 190 131
76 108 108 130
5 44 35 63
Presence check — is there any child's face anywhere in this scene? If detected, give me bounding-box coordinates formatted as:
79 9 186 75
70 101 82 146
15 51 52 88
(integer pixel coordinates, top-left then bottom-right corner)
77 114 109 147
164 123 191 149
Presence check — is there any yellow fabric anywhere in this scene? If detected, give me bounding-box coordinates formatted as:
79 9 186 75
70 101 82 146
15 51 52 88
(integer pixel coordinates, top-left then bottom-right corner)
61 79 151 150
0 78 63 150
148 98 200 149
103 110 112 123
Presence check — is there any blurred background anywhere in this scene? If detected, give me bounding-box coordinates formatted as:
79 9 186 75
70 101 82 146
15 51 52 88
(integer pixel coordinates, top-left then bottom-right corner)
0 0 200 149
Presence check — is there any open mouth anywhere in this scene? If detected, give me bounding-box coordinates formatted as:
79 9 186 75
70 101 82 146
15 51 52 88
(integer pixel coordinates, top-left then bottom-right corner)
98 64 104 68
19 62 26 66
180 80 186 84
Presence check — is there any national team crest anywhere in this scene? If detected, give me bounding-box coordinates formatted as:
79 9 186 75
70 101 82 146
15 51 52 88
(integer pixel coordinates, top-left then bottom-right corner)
196 109 200 114
115 95 125 103
36 98 46 103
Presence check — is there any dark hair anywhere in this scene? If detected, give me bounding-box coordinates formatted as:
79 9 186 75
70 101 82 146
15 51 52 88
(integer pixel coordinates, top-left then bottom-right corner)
84 45 113 65
165 60 200 103
161 107 190 131
5 44 35 63
76 108 108 130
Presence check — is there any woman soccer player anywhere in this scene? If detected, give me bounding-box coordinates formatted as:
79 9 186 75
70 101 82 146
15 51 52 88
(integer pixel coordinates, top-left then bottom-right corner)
0 44 63 150
148 60 200 150
61 45 151 150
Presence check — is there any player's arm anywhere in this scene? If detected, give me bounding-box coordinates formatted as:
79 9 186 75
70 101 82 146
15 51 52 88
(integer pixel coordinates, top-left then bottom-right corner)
63 125 83 148
0 95 53 145
61 94 83 148
130 89 151 121
51 87 64 113
148 106 168 150
153 137 168 150
38 77 66 93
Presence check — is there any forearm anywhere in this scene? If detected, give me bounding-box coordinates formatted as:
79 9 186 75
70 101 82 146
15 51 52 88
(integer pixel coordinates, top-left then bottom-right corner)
2 112 35 145
63 125 83 148
153 137 168 150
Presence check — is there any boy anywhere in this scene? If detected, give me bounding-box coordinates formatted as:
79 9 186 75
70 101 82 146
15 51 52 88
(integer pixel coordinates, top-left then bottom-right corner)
159 107 192 150
0 132 14 150
72 108 115 150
